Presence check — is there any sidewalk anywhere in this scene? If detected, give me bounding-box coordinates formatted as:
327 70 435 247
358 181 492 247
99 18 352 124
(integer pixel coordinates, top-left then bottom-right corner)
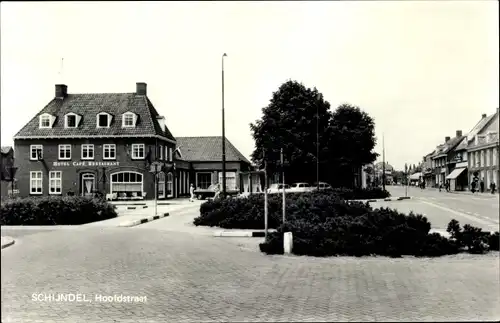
425 187 499 197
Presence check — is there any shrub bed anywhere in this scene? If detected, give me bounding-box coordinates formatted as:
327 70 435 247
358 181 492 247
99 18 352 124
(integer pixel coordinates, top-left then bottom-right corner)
260 216 499 257
0 196 118 225
194 189 388 229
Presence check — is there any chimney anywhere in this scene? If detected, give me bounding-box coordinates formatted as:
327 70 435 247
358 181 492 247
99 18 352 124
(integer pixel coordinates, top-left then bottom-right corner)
482 113 487 118
136 82 147 95
55 84 68 99
456 130 462 137
445 136 451 142
156 116 166 132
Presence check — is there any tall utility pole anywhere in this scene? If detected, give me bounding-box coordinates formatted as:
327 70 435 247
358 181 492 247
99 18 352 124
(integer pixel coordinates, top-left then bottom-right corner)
316 94 320 190
221 53 227 198
382 133 386 191
281 148 286 224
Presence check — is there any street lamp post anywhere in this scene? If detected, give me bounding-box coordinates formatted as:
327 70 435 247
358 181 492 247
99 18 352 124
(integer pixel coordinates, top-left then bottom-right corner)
221 53 227 198
382 133 386 191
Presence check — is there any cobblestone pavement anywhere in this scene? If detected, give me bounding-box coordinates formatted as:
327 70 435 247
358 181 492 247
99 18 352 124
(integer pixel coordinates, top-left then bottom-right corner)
2 227 499 322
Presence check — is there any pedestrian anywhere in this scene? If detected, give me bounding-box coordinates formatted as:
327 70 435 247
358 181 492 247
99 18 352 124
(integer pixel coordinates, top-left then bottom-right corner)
446 180 450 192
471 181 476 193
480 180 485 193
490 181 496 194
189 183 195 202
213 183 221 200
439 182 442 192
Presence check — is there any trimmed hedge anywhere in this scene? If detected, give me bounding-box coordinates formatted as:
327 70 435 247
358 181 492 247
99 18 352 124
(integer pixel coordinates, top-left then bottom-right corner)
194 190 498 257
194 189 388 229
0 196 118 225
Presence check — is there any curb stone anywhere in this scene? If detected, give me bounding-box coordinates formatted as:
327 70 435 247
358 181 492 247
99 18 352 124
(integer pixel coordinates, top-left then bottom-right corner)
351 197 412 203
1 236 15 249
214 229 277 237
118 213 170 227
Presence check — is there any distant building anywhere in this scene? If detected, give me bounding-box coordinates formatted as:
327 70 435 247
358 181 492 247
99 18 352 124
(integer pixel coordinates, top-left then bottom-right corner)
431 132 464 187
1 146 15 198
466 110 499 191
374 161 393 185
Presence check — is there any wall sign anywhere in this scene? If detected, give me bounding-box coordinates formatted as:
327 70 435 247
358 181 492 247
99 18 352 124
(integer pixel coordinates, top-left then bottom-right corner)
53 161 120 167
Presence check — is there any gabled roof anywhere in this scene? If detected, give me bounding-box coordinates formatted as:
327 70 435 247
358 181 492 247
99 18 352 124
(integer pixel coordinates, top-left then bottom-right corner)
442 135 464 154
454 137 468 151
175 136 251 164
1 146 13 154
14 92 175 141
466 113 496 143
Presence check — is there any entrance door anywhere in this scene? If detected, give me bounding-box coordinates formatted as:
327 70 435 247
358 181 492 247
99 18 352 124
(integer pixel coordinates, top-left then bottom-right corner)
81 173 95 197
157 172 165 199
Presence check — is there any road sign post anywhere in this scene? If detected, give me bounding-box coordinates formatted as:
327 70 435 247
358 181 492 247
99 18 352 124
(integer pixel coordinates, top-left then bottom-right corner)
150 161 163 216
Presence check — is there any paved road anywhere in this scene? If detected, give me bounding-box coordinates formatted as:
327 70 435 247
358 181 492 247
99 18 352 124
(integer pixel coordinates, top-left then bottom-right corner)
377 186 499 233
2 226 500 322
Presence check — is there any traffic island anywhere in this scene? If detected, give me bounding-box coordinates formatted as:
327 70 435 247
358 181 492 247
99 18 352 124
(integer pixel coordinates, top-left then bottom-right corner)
118 213 170 227
1 236 15 249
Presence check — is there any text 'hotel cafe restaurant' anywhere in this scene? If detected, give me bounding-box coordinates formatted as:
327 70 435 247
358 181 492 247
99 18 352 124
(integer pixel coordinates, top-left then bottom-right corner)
12 82 262 200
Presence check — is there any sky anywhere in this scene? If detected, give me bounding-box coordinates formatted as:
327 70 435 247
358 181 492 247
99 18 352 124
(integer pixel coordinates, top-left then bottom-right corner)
1 1 498 171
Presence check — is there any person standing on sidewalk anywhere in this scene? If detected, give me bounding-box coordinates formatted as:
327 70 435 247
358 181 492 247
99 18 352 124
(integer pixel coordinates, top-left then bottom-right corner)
471 180 476 193
480 179 485 193
189 184 195 202
490 181 496 194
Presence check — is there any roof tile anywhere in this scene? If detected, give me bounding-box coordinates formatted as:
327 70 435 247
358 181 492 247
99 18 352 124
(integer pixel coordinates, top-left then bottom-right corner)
176 136 251 163
14 93 175 141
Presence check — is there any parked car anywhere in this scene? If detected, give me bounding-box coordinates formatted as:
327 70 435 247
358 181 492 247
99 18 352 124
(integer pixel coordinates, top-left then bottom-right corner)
267 183 290 194
288 182 314 193
194 183 239 200
312 182 332 190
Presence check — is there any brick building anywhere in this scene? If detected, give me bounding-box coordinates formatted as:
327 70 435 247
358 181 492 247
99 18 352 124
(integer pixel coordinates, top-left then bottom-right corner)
13 83 253 199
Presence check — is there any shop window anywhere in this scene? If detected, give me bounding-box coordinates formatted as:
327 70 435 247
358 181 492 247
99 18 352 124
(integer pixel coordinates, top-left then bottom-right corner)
196 172 212 189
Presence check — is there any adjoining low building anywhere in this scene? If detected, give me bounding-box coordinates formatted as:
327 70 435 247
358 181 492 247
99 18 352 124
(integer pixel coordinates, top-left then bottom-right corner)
11 82 253 200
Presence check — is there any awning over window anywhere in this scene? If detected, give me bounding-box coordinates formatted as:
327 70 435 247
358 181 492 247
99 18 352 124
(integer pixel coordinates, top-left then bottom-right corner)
409 172 422 180
446 167 466 180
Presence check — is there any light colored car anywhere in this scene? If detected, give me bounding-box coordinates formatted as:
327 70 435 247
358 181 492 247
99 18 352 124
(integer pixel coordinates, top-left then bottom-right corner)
288 182 314 193
312 182 332 190
267 183 290 194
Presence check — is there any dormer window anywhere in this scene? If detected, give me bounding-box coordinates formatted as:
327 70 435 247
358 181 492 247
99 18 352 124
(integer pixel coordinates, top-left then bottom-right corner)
39 113 56 129
122 112 137 128
64 113 82 128
97 112 112 128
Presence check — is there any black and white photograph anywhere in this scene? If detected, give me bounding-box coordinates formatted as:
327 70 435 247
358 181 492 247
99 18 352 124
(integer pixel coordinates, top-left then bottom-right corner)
1 1 499 322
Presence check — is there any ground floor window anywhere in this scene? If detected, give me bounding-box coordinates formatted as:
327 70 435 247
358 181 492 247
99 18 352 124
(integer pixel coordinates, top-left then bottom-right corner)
157 172 165 198
167 172 173 197
30 171 43 194
219 171 237 190
49 171 62 194
196 172 211 189
111 171 143 198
